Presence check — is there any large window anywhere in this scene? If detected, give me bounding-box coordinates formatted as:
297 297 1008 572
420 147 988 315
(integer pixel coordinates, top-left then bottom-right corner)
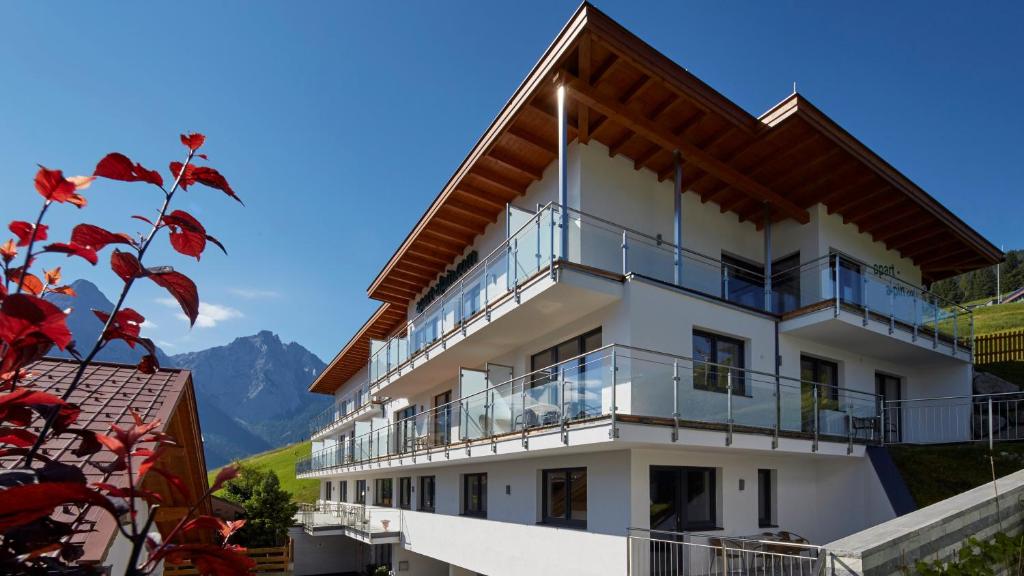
355 479 366 504
801 355 839 403
758 469 776 528
398 477 412 510
396 406 416 454
650 466 717 531
324 480 332 501
527 329 603 424
339 480 348 503
692 330 746 395
530 328 602 385
722 254 764 308
542 468 587 528
419 476 436 512
374 478 393 507
462 473 487 517
771 253 801 313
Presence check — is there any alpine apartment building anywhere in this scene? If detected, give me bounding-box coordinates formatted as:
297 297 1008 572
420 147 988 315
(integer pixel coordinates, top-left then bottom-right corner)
293 4 1002 575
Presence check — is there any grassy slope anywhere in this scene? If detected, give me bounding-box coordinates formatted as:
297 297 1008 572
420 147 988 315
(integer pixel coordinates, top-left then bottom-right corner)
888 443 1024 508
971 301 1024 336
208 440 319 504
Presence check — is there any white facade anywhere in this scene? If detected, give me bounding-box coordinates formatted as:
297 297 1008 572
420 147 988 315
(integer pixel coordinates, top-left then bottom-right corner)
294 134 975 575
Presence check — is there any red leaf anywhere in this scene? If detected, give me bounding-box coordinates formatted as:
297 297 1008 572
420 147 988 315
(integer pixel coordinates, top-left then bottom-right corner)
110 250 144 281
0 294 72 350
137 354 158 374
34 166 77 203
95 433 126 456
42 242 98 265
182 515 226 535
70 224 134 251
0 482 120 532
1 240 16 262
147 269 198 326
180 133 206 151
93 308 145 341
94 153 164 187
169 162 196 189
0 426 37 447
152 467 190 500
192 166 242 205
210 464 240 492
94 482 163 503
9 221 47 247
162 210 220 260
6 270 44 296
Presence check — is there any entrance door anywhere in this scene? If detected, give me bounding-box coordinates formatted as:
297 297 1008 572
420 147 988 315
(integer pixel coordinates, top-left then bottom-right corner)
649 466 717 533
433 391 452 447
395 405 416 454
876 373 901 442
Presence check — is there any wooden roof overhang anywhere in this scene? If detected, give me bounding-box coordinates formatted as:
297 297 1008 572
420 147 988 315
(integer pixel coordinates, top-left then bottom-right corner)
309 2 1000 395
309 302 407 394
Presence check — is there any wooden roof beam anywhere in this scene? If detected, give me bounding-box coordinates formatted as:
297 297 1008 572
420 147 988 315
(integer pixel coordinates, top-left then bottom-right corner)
825 179 889 215
505 124 558 156
419 228 473 252
902 236 961 260
430 216 484 239
467 167 526 199
455 184 512 212
886 222 945 248
405 247 456 267
875 218 934 245
843 194 905 225
561 73 809 224
486 148 544 181
442 198 499 225
577 34 592 144
917 246 976 268
858 203 920 234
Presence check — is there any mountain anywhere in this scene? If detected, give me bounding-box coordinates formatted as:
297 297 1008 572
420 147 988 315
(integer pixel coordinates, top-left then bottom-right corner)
48 279 330 468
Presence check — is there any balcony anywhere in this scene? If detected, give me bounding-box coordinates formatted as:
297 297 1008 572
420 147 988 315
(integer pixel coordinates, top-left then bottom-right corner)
297 501 400 544
309 380 372 439
297 344 883 477
775 253 972 361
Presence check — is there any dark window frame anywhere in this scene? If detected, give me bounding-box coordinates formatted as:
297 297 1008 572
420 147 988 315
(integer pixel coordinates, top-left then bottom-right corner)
419 476 436 513
324 480 332 501
462 473 487 517
801 355 840 403
355 479 366 505
692 330 747 396
541 467 587 528
374 478 393 507
339 480 348 503
758 469 775 528
398 477 412 510
529 328 603 387
650 465 718 531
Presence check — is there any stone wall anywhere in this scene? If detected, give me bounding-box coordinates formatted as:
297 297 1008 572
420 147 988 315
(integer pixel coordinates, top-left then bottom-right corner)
826 468 1024 576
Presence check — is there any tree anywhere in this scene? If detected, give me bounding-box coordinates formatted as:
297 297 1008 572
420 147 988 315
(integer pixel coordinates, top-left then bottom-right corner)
220 467 299 547
0 134 252 575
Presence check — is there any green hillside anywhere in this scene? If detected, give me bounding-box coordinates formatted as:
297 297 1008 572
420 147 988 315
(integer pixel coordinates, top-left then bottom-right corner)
208 440 318 504
970 301 1024 336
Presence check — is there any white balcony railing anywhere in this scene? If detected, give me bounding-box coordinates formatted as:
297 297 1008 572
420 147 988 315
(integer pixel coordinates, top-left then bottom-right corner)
297 344 881 475
627 529 825 576
883 392 1024 445
309 380 371 437
298 501 400 536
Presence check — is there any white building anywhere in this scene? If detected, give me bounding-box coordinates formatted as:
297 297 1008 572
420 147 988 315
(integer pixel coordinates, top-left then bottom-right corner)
293 4 1002 575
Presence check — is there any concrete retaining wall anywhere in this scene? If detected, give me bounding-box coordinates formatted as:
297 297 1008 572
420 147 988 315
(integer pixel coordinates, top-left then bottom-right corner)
826 468 1024 575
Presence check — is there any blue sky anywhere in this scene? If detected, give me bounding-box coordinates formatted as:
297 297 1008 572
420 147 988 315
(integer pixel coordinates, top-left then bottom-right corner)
1 1 1021 361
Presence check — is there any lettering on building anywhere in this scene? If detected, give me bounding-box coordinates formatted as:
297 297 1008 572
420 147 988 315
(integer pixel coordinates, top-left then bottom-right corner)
416 251 479 313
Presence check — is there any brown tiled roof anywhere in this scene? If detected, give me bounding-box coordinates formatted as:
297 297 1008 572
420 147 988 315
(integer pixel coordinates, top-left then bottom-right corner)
0 358 208 566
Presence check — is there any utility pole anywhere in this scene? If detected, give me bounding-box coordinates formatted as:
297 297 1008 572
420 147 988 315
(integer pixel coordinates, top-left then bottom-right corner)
996 244 1004 304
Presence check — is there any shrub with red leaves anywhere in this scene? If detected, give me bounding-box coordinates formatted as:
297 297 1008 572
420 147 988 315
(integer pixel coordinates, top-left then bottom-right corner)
0 134 250 575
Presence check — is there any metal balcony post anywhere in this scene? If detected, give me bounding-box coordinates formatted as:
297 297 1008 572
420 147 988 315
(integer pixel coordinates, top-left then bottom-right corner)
621 230 629 276
726 370 734 446
880 399 887 445
484 256 491 321
970 313 976 362
862 275 869 325
535 213 542 272
512 237 520 303
813 384 820 452
521 380 529 448
672 360 680 442
560 375 569 445
722 265 730 299
549 206 557 278
952 308 959 357
889 284 895 335
933 297 939 349
673 151 683 287
460 280 466 336
763 207 772 312
833 255 841 318
440 297 447 350
912 296 919 341
847 402 854 455
610 348 619 439
988 396 994 450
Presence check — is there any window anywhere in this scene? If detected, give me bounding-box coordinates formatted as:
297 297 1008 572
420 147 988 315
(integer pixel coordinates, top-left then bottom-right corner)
830 251 863 306
396 406 416 454
649 466 717 531
529 328 602 388
339 480 348 503
462 473 487 517
355 479 366 504
399 477 412 510
324 480 332 501
542 468 587 528
722 254 764 308
693 330 745 395
758 469 776 527
419 476 436 512
771 253 801 313
374 478 393 507
801 356 839 403
527 328 603 424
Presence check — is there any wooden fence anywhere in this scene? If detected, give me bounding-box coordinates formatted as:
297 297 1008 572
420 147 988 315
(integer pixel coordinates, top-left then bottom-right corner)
975 329 1024 364
164 544 291 575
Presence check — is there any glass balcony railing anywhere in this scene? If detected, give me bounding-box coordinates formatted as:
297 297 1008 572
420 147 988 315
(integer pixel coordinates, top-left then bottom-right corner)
298 501 399 535
297 344 881 475
309 380 371 437
771 253 972 350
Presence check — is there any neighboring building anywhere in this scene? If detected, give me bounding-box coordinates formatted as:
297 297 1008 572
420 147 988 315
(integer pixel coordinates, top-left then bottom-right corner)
0 359 211 575
294 4 1002 575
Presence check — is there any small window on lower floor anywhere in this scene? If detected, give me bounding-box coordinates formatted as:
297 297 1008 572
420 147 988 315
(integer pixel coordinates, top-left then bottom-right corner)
419 476 435 512
543 468 587 528
355 479 366 504
339 480 348 503
758 469 776 528
399 477 412 510
462 473 487 517
324 480 332 501
374 478 393 507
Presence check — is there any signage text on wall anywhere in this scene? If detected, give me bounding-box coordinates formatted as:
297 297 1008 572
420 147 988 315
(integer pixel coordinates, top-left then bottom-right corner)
416 251 479 313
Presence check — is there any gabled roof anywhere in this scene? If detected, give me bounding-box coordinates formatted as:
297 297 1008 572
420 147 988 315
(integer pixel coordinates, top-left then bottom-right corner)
308 2 1002 395
0 359 211 566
